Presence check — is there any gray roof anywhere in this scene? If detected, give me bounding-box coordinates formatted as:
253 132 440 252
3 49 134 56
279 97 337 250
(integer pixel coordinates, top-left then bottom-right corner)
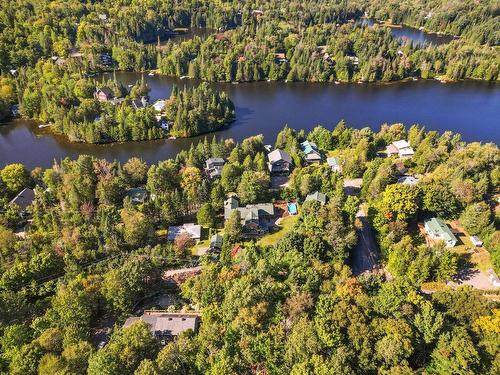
305 191 327 205
327 157 339 167
97 87 113 97
206 158 225 167
224 197 274 221
167 223 201 241
9 188 35 211
268 149 292 164
124 312 199 337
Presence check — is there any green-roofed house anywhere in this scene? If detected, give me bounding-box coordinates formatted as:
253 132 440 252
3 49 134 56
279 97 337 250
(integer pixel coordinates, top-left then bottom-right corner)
300 141 322 164
424 218 458 248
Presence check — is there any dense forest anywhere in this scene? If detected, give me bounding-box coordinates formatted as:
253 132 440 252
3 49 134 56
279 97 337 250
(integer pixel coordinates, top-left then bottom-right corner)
0 122 498 374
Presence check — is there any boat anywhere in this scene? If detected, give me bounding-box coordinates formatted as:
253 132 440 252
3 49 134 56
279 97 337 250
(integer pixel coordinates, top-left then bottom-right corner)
168 136 177 140
334 81 340 84
179 75 189 80
38 123 52 129
148 72 155 76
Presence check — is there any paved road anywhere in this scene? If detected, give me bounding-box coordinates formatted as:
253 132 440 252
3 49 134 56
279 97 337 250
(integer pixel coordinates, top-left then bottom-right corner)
351 207 380 275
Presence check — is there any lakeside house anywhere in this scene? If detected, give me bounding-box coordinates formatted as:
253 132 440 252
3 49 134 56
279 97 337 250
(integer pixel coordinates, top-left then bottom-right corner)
397 176 418 185
274 52 288 64
126 187 147 204
9 188 35 215
123 311 200 344
327 156 342 173
386 140 415 158
132 97 149 110
167 223 202 242
267 149 292 174
300 141 322 164
304 191 327 205
424 218 458 248
224 197 275 235
95 87 114 102
153 100 166 112
204 158 225 179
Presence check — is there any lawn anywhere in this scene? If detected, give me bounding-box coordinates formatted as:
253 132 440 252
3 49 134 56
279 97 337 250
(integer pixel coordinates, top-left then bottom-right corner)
257 215 299 247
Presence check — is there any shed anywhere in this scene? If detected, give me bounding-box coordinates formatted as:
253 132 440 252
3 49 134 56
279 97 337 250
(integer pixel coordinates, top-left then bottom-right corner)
470 236 483 247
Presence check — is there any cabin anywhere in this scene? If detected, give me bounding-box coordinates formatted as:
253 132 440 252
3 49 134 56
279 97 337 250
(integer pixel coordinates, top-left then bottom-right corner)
327 156 342 173
153 100 166 112
424 218 458 248
95 87 114 102
9 188 35 216
10 187 35 210
300 141 322 164
123 311 200 344
224 197 275 236
126 187 147 204
205 158 225 179
386 140 415 158
304 191 327 205
99 53 113 66
274 52 288 64
167 223 202 242
267 149 292 174
132 97 149 110
397 176 418 185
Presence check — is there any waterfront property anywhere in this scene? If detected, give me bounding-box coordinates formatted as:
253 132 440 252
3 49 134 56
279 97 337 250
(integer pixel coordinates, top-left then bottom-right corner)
327 156 342 173
167 223 202 242
386 140 415 158
267 149 292 174
132 97 149 110
305 191 328 205
126 187 147 204
9 188 35 215
123 311 200 344
224 197 275 236
204 158 225 179
94 87 114 102
300 141 322 164
424 218 458 248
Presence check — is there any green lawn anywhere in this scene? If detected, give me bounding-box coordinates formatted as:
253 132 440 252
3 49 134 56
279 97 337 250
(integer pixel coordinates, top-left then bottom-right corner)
257 215 299 247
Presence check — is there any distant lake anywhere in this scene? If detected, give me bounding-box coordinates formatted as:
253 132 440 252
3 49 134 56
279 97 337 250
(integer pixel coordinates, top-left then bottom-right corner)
357 18 455 46
1 72 498 169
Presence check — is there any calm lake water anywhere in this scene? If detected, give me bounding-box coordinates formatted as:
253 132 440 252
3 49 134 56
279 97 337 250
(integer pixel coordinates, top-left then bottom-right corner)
1 72 499 169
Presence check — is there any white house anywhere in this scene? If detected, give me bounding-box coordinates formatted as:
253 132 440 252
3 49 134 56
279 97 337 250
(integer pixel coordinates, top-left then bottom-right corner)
167 223 201 242
327 157 342 173
386 140 414 158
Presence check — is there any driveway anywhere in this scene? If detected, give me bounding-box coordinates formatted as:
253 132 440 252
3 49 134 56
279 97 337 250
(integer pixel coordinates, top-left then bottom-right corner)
450 268 499 291
351 206 380 275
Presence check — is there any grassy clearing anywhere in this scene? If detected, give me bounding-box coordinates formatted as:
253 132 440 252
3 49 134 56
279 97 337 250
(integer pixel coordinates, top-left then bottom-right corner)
257 215 299 247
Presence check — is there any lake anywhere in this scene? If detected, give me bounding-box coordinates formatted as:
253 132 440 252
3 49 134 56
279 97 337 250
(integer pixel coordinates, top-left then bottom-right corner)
1 72 499 169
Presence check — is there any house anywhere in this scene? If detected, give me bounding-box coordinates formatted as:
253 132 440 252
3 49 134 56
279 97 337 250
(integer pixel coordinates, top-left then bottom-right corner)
424 218 458 248
210 234 223 250
123 311 200 344
397 176 418 185
126 187 147 204
205 158 225 179
9 188 35 213
231 244 243 257
470 236 483 247
167 223 202 242
386 140 415 158
95 87 114 102
304 191 327 205
153 100 166 112
132 96 149 110
267 149 292 174
274 53 288 63
99 53 113 66
224 197 275 235
327 157 342 173
300 141 322 163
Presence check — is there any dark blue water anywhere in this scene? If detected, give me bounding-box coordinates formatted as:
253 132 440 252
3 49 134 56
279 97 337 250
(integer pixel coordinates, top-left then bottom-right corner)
1 73 498 169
